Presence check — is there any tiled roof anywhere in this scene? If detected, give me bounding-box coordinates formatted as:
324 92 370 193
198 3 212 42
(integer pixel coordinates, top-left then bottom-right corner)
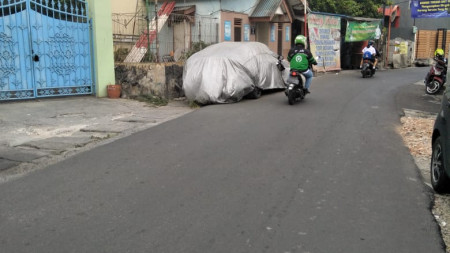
250 0 282 18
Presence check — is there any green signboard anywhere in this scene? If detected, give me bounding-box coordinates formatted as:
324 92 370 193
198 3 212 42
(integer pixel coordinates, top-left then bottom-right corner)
345 21 382 42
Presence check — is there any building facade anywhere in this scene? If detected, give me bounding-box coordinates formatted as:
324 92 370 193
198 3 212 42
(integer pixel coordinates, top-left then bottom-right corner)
111 0 306 62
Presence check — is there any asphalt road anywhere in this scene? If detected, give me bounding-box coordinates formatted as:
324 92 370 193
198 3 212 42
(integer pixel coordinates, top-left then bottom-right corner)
0 68 445 253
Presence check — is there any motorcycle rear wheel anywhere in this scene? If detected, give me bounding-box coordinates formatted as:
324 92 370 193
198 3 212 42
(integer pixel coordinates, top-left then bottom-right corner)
288 90 295 105
426 80 442 95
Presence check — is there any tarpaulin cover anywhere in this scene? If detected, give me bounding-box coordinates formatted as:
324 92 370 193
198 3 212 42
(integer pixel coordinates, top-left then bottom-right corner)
183 42 289 104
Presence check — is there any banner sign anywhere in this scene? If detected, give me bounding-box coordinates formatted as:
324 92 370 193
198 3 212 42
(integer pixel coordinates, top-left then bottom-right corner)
345 21 382 42
411 0 450 18
285 26 290 41
244 24 250 41
307 14 341 71
270 24 276 42
224 21 231 41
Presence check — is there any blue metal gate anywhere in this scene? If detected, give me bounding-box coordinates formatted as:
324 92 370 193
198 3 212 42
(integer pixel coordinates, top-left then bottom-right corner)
0 0 93 101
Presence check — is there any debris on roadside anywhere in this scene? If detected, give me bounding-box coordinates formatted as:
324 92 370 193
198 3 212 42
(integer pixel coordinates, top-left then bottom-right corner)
398 116 434 157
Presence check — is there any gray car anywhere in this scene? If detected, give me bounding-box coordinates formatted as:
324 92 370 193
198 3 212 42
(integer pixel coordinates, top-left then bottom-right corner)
183 42 289 104
431 86 450 193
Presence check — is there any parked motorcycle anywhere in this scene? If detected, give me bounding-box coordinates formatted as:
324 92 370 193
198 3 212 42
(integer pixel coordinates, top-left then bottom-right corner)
361 59 375 78
425 57 447 95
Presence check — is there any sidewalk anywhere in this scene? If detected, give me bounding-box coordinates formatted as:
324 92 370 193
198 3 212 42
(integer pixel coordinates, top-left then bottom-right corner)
0 96 194 182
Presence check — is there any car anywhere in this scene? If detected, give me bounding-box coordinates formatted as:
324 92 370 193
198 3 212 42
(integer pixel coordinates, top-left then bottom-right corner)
431 86 450 193
182 42 289 104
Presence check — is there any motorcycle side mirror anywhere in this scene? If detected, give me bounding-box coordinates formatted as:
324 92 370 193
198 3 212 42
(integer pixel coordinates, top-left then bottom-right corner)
278 55 284 60
315 56 321 60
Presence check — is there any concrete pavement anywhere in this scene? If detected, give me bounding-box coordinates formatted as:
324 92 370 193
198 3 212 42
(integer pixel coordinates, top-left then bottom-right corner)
0 96 194 182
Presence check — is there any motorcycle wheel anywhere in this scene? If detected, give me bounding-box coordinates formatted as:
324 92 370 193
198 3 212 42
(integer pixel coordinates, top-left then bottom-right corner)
361 69 368 78
288 90 295 105
425 80 442 95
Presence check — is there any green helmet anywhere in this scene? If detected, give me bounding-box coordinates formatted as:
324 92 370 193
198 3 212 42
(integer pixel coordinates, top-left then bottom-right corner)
435 48 444 57
295 35 307 46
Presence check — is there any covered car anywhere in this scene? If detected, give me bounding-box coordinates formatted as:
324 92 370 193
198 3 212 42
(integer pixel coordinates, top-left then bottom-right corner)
183 42 289 104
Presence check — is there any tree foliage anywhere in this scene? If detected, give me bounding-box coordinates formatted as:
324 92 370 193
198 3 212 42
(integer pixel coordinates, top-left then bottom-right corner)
308 0 393 18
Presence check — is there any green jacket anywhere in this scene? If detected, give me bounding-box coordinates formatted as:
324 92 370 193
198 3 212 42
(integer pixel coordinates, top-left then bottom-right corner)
287 45 317 71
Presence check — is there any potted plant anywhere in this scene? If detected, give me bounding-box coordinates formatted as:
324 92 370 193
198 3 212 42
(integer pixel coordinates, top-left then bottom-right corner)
107 83 121 98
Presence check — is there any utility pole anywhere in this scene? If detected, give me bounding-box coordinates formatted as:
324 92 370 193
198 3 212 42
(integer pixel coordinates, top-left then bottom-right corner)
386 5 392 69
303 0 308 36
382 2 386 67
146 0 151 62
155 0 159 62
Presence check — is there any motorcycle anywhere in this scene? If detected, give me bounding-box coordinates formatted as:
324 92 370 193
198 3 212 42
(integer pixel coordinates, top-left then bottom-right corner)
280 56 319 105
284 69 307 105
425 57 447 95
361 59 376 78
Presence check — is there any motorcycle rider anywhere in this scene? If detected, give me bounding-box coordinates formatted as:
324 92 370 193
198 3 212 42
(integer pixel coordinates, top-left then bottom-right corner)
287 35 317 93
434 48 447 82
360 40 378 69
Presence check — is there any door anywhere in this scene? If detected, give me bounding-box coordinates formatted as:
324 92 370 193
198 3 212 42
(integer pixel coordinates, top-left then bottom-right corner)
234 18 241 42
0 0 93 101
174 20 190 58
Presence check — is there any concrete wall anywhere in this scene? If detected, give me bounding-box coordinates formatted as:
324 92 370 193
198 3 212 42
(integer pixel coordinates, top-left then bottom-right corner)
265 23 291 58
114 63 184 99
111 0 145 36
256 22 270 45
220 11 255 42
88 0 116 97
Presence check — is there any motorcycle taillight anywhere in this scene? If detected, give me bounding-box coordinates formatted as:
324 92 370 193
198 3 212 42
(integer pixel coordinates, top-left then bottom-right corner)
291 72 298 76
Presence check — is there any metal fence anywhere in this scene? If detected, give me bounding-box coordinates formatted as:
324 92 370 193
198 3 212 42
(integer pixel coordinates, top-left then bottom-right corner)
112 12 219 63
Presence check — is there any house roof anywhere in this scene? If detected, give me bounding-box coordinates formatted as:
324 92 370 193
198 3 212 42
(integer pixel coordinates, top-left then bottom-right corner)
250 0 282 18
250 0 293 23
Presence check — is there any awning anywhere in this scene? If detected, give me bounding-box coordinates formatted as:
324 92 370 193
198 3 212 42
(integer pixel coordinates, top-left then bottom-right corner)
172 5 195 15
293 15 305 22
170 5 196 23
309 11 381 22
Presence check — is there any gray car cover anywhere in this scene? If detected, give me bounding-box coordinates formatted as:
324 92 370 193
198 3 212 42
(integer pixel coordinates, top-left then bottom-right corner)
183 42 289 104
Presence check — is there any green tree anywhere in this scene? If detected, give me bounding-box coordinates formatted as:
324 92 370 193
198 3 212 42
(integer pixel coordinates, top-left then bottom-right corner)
308 0 393 18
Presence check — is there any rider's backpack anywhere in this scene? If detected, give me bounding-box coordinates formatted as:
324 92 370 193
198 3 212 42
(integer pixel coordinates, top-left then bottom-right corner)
363 51 373 60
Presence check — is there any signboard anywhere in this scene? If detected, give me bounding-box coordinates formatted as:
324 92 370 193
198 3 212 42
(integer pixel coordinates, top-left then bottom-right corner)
285 26 290 41
400 41 408 54
345 21 382 42
244 24 250 41
224 21 231 41
307 14 341 71
411 0 450 18
270 24 276 42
